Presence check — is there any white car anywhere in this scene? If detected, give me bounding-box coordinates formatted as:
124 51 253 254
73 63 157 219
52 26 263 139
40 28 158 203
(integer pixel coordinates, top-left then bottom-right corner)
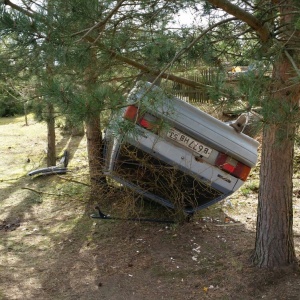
103 81 259 215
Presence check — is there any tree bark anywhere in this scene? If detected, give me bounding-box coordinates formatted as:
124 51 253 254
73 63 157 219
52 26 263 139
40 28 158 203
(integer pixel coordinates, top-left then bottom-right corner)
24 101 28 126
252 69 299 267
84 44 107 203
85 117 106 202
46 102 56 167
45 0 56 167
252 121 296 267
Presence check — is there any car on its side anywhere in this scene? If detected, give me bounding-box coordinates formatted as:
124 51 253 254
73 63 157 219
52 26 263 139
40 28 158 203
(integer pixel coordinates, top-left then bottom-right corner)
103 81 259 215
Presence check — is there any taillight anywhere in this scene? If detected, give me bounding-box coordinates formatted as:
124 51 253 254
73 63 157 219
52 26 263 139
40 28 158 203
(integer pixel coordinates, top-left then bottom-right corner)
124 105 138 121
215 153 251 181
123 105 158 131
139 113 158 130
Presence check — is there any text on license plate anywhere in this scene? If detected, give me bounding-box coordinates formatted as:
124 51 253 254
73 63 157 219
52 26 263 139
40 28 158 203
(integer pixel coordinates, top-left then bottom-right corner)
167 128 212 158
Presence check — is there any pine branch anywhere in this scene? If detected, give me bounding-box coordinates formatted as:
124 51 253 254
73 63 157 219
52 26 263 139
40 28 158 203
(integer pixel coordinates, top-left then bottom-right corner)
107 48 211 89
207 0 271 42
4 0 36 19
284 50 300 77
77 0 126 43
148 17 237 87
4 0 236 97
5 0 219 91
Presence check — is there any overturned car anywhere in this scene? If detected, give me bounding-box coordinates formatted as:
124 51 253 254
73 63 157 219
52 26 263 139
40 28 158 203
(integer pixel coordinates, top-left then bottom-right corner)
103 81 259 215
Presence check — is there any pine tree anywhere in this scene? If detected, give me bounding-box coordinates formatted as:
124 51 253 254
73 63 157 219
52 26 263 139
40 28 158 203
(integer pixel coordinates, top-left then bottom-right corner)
202 0 300 268
1 0 194 203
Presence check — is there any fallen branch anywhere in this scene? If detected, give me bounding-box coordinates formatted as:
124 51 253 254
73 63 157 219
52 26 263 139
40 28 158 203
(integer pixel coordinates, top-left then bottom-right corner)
0 176 26 182
56 175 91 187
22 187 72 197
215 223 244 227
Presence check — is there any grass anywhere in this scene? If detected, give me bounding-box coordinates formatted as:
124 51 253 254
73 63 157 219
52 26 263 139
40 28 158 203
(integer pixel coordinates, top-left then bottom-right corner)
2 115 300 300
240 180 260 196
0 114 28 125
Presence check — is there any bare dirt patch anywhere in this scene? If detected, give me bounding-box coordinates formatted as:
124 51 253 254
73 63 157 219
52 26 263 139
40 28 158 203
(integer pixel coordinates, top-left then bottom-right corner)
1 116 300 300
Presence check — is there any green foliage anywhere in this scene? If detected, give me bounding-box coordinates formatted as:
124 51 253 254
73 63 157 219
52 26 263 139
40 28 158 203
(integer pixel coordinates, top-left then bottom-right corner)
0 78 25 117
0 0 213 128
296 18 300 30
142 37 177 66
238 63 271 108
2 0 298 138
0 95 23 117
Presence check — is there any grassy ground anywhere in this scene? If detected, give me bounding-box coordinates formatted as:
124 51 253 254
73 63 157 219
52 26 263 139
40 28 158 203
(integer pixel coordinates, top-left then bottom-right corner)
1 115 300 300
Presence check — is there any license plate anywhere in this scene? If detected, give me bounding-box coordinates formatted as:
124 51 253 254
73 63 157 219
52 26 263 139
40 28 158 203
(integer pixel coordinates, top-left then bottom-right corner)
167 128 212 158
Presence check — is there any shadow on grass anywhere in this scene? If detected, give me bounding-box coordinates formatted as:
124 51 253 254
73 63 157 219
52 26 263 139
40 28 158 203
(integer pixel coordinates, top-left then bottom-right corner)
0 134 84 205
0 175 93 299
1 174 300 300
0 133 90 298
2 185 300 300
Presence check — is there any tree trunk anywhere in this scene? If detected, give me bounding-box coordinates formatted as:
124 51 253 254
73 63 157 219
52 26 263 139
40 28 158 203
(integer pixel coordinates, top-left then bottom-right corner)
24 101 28 126
252 122 296 267
85 116 107 202
253 55 299 267
46 102 56 167
83 43 108 203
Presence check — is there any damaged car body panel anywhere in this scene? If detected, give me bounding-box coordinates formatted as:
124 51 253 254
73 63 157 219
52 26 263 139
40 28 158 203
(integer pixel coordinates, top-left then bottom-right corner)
103 81 259 214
